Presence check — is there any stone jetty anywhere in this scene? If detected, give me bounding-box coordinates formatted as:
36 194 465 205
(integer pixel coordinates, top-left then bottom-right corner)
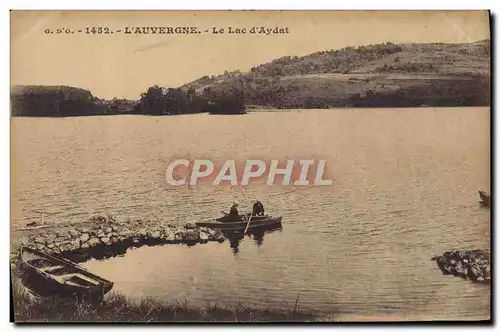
10 215 227 266
431 250 490 284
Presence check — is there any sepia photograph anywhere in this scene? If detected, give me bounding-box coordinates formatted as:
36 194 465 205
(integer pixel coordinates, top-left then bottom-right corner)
9 10 491 323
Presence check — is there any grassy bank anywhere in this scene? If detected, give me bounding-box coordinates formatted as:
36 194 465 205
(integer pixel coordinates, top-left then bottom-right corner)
11 278 327 323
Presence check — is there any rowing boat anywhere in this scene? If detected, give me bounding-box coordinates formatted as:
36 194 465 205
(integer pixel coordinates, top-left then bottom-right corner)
16 246 113 302
479 190 490 207
195 215 283 232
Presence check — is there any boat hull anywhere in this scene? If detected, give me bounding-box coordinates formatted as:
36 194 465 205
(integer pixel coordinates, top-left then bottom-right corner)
479 190 490 207
16 247 113 302
196 216 282 232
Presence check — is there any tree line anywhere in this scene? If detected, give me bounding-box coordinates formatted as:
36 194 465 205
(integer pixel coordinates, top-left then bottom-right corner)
10 75 490 117
11 85 247 117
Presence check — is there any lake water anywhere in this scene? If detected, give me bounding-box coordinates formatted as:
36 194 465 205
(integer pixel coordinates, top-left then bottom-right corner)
11 108 490 320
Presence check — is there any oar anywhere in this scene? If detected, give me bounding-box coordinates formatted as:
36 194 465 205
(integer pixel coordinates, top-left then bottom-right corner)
243 214 252 234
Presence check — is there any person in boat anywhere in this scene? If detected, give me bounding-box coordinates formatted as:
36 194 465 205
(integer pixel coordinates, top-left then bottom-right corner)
252 200 265 216
224 202 241 222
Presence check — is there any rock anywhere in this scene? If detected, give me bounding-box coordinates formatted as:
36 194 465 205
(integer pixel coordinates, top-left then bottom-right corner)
19 237 29 246
100 237 110 245
110 235 119 244
80 233 90 243
150 231 161 240
111 225 119 232
47 243 55 249
133 238 140 244
71 239 81 251
183 229 199 242
138 229 148 237
118 229 132 237
91 215 107 223
61 243 73 252
206 228 217 241
468 266 481 281
57 230 69 238
88 237 100 247
455 262 466 276
199 231 209 243
163 230 175 242
433 250 491 284
45 236 56 245
214 230 225 243
97 230 105 238
35 244 46 251
81 243 89 249
174 232 184 242
34 236 46 244
54 241 64 249
106 227 112 234
69 228 80 237
185 222 196 229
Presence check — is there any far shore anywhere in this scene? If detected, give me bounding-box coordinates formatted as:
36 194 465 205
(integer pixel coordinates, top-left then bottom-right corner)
10 104 491 119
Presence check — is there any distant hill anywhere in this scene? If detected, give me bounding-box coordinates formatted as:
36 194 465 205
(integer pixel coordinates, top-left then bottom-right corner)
182 40 490 108
11 40 490 117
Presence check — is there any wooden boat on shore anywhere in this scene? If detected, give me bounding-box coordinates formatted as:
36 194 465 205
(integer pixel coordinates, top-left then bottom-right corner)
479 190 490 207
196 214 282 232
16 246 113 302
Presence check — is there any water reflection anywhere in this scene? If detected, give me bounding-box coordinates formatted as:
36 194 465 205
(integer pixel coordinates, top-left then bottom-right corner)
224 227 281 255
479 201 490 209
253 232 265 247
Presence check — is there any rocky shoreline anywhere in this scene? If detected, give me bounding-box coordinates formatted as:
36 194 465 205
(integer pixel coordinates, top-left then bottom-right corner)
10 215 227 266
10 216 491 288
431 250 490 285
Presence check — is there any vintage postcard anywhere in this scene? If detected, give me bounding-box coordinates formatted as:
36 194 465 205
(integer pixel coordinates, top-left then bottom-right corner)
10 10 491 323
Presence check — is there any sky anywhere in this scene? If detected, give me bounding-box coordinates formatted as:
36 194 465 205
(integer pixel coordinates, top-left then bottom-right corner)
10 10 490 100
